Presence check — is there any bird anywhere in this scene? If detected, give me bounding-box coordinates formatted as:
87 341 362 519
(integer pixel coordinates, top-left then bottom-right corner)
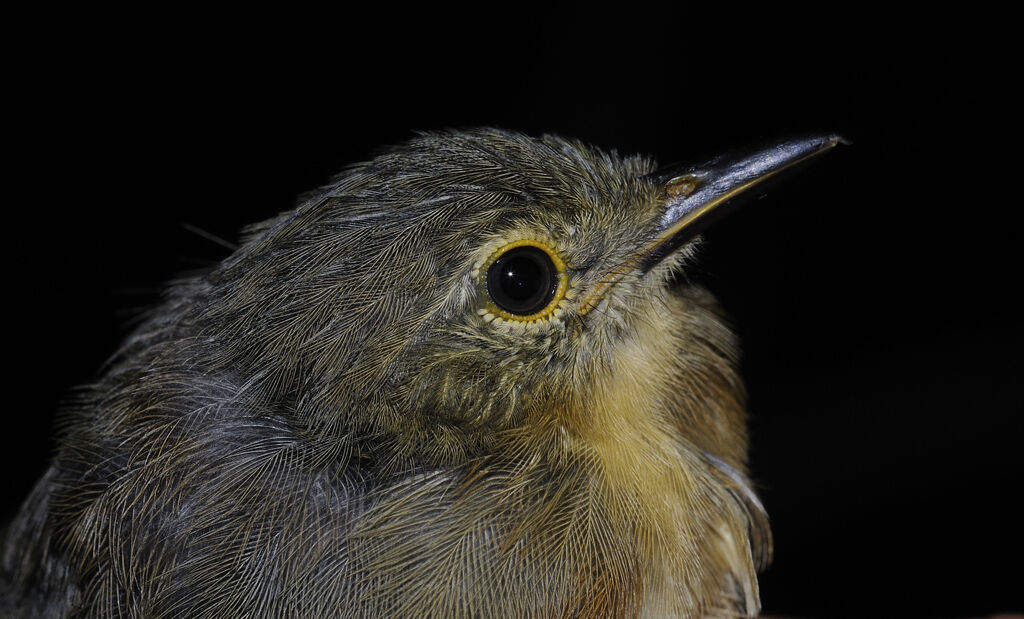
0 128 840 618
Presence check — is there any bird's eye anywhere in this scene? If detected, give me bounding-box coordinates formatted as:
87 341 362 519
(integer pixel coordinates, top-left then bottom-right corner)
480 240 568 322
487 246 556 315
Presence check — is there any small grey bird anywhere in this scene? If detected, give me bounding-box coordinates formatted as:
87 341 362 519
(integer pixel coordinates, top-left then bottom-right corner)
1 129 839 618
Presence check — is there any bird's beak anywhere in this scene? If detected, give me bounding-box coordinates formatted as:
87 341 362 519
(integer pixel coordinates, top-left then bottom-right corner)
639 135 845 272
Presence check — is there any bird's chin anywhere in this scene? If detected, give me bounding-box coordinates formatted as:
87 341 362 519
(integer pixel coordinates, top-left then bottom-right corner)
659 244 700 291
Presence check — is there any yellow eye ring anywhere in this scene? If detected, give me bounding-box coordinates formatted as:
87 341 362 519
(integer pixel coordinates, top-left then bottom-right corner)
479 239 568 323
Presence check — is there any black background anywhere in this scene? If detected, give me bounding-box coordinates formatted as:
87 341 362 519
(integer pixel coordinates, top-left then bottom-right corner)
5 4 1019 617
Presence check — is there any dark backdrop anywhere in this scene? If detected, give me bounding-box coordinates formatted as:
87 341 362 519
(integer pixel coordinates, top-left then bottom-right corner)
5 4 1018 617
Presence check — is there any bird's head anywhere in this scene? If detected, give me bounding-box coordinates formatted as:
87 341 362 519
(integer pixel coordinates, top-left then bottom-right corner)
189 128 839 476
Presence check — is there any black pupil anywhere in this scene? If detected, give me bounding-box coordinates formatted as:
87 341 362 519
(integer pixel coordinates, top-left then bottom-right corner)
486 246 557 315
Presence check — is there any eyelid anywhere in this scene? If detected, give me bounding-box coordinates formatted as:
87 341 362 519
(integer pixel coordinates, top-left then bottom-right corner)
475 238 570 326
